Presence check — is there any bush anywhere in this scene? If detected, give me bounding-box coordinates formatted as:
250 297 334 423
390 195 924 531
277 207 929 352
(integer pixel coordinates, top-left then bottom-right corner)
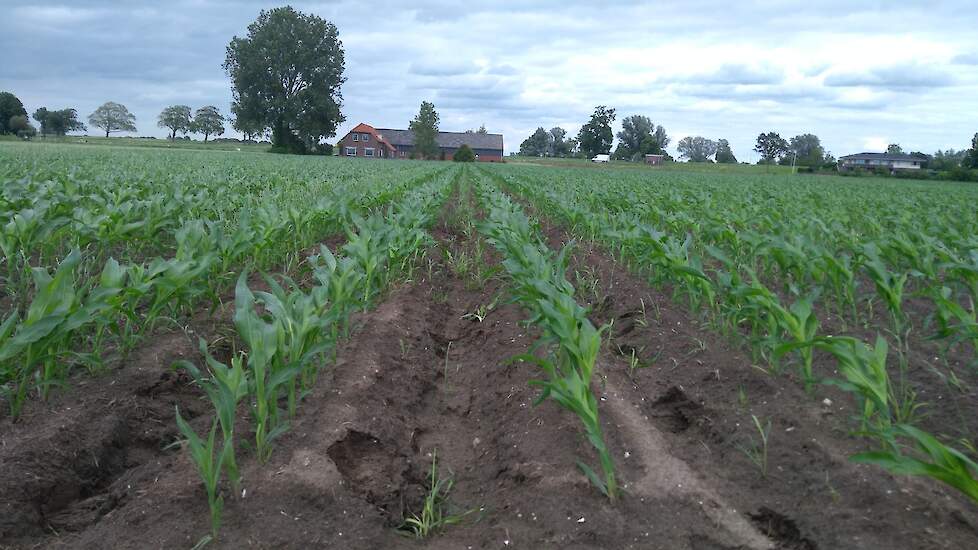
453 144 476 162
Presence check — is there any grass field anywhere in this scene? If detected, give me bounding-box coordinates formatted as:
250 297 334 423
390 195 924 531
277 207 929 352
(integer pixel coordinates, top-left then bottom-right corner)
1 141 976 548
1 134 272 153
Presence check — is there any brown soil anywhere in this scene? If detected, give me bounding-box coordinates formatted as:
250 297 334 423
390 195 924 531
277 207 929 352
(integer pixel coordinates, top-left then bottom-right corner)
2 181 977 549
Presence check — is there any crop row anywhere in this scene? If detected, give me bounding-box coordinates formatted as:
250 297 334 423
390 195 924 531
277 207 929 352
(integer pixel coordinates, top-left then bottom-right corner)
484 166 978 505
470 170 618 501
174 166 456 541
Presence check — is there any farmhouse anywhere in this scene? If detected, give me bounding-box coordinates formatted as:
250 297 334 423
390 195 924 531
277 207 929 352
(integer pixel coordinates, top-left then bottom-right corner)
838 152 923 172
336 123 398 159
644 154 664 166
338 123 504 161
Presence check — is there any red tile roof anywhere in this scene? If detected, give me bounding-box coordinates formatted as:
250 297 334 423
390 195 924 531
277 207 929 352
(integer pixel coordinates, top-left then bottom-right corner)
346 123 395 151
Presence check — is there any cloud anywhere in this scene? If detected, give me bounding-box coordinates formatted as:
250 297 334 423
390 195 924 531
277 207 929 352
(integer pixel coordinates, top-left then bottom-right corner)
952 53 978 65
409 60 480 77
487 64 520 76
823 64 955 89
683 64 785 86
862 137 889 151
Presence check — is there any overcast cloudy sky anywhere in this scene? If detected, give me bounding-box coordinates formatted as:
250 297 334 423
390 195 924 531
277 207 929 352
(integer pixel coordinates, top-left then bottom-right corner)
4 0 978 158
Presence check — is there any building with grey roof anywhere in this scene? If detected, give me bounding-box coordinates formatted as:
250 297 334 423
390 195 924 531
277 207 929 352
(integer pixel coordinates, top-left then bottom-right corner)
839 152 923 172
376 128 504 161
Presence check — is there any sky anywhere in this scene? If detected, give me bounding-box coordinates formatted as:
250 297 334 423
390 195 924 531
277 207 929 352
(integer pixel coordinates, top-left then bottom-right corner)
4 0 978 159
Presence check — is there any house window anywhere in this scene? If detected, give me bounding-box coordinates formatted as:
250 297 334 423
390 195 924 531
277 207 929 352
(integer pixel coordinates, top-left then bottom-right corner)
400 151 406 157
352 134 358 141
345 147 356 156
362 134 369 142
365 148 375 157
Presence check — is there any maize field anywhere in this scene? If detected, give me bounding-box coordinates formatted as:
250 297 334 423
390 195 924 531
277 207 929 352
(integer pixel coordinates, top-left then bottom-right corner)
1 141 977 549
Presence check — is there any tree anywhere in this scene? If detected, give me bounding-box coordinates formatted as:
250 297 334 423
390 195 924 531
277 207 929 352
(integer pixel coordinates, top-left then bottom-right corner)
964 133 978 169
566 137 580 157
548 127 575 157
158 105 193 139
715 139 737 163
931 149 965 171
8 115 32 137
409 101 440 159
0 91 28 135
887 143 904 155
788 133 825 167
225 6 346 154
88 102 137 137
453 144 475 162
33 108 50 135
39 108 85 136
191 106 226 142
576 105 616 158
614 115 669 160
232 114 264 141
754 132 790 164
520 127 552 157
677 136 718 162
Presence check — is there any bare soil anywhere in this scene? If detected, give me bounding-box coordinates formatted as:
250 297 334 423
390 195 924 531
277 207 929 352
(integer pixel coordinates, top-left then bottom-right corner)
1 183 977 549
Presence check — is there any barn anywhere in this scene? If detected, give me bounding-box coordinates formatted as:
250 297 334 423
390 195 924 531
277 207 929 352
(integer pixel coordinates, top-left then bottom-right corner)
338 123 504 161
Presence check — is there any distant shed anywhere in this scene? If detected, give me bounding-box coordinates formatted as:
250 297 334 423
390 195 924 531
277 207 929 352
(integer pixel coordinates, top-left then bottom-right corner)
645 154 664 166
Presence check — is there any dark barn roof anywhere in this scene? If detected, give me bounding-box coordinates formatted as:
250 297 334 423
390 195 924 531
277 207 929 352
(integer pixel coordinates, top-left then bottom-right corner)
840 152 920 162
376 128 504 151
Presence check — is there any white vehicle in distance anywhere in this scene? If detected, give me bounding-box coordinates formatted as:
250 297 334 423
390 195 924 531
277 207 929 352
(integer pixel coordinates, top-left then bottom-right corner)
591 154 610 163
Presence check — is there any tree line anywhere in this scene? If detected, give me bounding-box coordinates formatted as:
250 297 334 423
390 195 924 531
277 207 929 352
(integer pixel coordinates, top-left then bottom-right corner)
157 105 227 141
0 92 138 139
0 92 230 142
520 106 737 164
518 105 978 172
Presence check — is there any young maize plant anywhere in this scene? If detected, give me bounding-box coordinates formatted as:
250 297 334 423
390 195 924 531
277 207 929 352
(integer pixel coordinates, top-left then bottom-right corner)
929 286 978 357
174 338 249 492
861 245 909 337
175 407 234 541
819 251 858 324
0 250 125 418
308 245 364 343
342 213 392 306
253 273 334 416
74 258 128 373
474 177 618 502
0 205 71 313
852 424 978 505
771 296 821 391
944 255 978 316
232 273 302 463
810 335 893 444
